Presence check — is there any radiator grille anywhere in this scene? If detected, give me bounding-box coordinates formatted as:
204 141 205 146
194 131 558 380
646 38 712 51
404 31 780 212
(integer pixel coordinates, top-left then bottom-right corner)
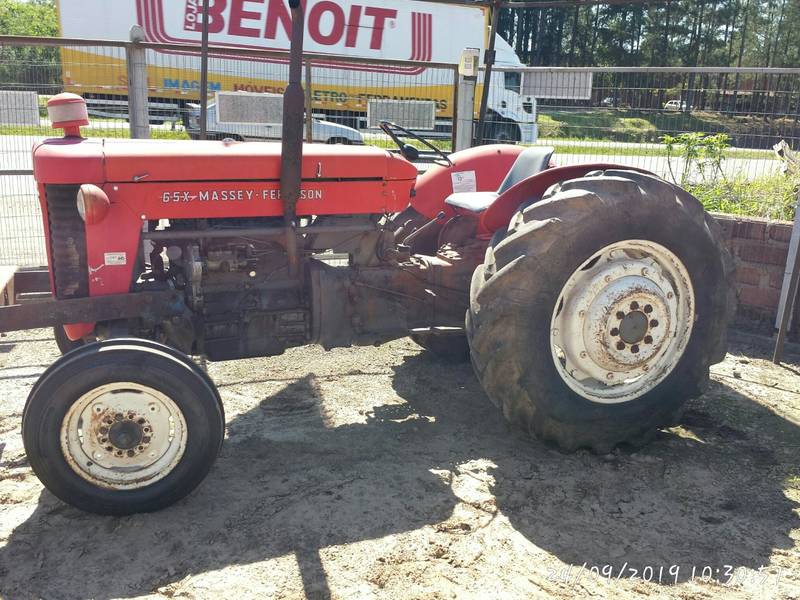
45 184 88 299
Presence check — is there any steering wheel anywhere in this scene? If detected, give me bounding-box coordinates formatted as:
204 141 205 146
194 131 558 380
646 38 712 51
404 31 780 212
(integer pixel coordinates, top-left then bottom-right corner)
379 121 453 166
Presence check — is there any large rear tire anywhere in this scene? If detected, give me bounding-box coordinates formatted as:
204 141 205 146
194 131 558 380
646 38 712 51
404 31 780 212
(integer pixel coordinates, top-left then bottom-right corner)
467 169 735 452
22 339 225 514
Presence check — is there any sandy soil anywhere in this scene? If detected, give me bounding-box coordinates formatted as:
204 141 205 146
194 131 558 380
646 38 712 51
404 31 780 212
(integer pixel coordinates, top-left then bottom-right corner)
0 329 798 599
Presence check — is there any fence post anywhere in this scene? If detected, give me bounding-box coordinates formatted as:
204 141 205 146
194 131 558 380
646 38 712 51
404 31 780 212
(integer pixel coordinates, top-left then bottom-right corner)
305 60 313 144
126 25 150 139
455 74 476 151
773 188 800 363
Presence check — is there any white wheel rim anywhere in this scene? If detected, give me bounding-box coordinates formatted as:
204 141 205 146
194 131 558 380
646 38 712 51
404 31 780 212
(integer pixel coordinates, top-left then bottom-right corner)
550 240 695 404
60 382 187 490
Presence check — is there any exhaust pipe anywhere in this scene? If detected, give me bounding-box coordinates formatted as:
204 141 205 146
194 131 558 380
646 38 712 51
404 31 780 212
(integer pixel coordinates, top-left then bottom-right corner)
281 0 305 276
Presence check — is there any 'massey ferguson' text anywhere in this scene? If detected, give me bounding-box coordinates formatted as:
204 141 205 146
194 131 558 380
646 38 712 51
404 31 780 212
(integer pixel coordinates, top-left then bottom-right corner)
161 189 324 203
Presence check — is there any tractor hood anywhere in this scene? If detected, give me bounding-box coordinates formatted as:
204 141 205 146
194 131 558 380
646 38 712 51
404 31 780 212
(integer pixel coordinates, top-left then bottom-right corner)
33 137 417 185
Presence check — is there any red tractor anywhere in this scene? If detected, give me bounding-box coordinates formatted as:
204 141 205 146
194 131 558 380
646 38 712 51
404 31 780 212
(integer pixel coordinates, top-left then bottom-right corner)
4 3 734 514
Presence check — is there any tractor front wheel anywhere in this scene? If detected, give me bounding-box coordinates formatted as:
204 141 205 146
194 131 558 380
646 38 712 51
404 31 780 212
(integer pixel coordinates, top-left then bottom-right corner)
467 170 735 452
22 339 225 514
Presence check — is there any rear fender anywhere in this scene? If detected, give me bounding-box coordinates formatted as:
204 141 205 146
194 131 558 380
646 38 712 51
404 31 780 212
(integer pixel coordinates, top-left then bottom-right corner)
480 163 657 235
411 144 525 220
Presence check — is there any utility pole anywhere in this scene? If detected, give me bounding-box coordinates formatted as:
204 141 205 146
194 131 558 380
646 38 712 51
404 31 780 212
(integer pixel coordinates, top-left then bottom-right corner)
199 0 210 140
475 0 501 145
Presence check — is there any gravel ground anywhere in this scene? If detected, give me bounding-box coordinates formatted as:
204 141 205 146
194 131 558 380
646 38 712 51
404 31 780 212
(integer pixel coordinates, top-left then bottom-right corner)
0 329 798 599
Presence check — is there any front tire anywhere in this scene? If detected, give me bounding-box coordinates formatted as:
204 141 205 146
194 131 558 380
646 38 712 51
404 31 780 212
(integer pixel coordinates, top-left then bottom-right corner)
22 339 225 515
53 325 89 354
467 169 735 452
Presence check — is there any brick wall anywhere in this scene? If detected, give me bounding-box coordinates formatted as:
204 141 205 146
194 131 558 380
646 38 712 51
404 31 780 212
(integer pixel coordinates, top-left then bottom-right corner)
713 213 796 336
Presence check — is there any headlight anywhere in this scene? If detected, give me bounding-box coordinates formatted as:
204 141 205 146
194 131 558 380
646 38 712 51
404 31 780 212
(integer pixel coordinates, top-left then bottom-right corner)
76 184 110 225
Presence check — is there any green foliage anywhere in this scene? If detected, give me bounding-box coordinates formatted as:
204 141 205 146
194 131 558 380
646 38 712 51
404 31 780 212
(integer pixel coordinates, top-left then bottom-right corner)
538 109 785 147
0 123 190 140
662 132 730 186
499 0 800 68
688 174 798 221
0 0 61 91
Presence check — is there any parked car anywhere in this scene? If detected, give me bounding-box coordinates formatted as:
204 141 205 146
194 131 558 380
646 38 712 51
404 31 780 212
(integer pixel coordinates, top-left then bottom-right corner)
185 103 364 144
664 100 690 111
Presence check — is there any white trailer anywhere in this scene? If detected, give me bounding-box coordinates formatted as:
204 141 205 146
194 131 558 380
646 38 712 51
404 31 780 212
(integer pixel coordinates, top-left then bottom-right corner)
57 0 537 142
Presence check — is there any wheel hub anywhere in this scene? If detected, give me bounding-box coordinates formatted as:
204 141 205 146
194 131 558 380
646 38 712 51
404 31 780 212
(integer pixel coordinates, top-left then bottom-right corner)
60 383 187 490
550 240 694 404
619 310 648 344
107 419 143 450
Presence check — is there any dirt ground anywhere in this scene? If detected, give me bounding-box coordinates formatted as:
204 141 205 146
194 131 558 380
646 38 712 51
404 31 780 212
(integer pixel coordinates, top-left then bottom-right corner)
0 329 798 600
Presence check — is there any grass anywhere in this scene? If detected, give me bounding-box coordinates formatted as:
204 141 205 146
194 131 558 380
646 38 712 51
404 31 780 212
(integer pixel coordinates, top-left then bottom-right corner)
538 108 799 148
688 174 798 221
0 124 189 140
548 142 771 160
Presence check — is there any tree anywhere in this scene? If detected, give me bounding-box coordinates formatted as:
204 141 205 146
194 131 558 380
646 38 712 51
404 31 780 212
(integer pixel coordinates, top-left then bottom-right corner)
0 0 61 91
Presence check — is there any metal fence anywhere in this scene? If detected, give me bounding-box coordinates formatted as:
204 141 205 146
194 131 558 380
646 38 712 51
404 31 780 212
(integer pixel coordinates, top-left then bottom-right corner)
502 66 800 186
1 34 799 266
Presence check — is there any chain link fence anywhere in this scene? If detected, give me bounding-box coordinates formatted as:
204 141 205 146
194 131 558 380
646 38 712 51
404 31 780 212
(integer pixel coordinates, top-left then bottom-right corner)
1 36 798 266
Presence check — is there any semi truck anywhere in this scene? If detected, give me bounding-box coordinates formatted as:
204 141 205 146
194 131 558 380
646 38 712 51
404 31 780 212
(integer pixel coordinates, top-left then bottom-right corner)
57 0 537 142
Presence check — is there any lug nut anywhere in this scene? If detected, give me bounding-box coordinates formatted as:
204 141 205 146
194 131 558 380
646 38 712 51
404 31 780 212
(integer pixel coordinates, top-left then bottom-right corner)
610 327 620 336
580 351 588 359
644 335 653 344
552 329 559 337
630 301 639 310
631 345 640 354
606 372 614 380
650 319 659 328
616 311 625 320
616 341 625 350
644 304 653 314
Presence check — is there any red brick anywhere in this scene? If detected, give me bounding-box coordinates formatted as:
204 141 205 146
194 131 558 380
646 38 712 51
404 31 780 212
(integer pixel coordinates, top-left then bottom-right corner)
767 223 793 243
732 219 767 241
738 284 781 310
735 265 763 286
713 216 735 241
768 267 788 290
736 241 789 266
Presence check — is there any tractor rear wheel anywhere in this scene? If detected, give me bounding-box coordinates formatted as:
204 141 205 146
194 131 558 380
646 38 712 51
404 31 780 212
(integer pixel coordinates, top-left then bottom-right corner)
22 338 225 514
467 170 735 452
411 333 470 362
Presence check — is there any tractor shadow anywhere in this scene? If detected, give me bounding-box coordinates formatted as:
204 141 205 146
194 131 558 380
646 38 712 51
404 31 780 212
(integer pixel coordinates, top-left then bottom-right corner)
0 347 798 598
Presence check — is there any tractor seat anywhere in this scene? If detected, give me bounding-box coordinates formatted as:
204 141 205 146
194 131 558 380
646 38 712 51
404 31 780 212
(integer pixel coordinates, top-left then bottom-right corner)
445 146 555 213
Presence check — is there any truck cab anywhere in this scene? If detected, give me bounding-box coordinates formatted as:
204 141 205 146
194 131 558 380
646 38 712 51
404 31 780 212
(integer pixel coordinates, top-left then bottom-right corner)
484 36 538 144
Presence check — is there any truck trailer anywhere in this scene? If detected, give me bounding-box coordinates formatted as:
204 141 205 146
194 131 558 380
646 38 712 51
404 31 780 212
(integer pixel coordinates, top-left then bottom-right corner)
57 0 538 142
